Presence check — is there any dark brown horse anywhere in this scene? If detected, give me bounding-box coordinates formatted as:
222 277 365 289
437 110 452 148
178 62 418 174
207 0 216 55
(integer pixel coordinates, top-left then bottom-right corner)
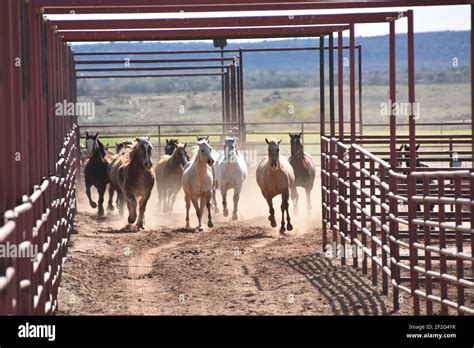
155 142 189 213
288 133 316 212
107 137 155 229
84 132 114 216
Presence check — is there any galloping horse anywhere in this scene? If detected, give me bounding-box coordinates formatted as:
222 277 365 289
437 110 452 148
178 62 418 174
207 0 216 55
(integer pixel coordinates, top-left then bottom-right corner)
288 132 316 212
165 138 190 160
196 136 220 213
155 142 189 213
107 137 155 229
256 138 296 233
215 137 247 220
116 140 135 155
182 139 214 232
84 132 114 216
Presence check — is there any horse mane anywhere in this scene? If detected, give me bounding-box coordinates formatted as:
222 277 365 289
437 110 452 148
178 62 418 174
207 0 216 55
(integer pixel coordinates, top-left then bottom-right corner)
96 139 107 158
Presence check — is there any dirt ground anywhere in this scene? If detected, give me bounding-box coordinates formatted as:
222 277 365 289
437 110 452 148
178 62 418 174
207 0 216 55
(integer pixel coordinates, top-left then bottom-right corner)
57 176 413 315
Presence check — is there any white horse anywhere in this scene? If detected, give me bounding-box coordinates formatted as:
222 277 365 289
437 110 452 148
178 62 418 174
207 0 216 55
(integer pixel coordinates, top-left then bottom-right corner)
182 139 215 232
215 137 247 220
196 136 220 213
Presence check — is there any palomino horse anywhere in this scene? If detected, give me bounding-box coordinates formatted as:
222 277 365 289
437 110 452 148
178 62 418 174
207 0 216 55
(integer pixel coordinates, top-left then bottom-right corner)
215 137 247 220
196 136 220 213
288 133 316 212
182 139 214 232
84 132 115 216
256 138 296 233
107 137 155 229
154 142 189 213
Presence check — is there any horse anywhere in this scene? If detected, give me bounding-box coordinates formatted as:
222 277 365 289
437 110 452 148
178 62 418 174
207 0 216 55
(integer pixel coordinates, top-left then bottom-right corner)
196 136 220 213
288 132 316 212
256 138 296 233
107 137 155 229
116 140 135 155
182 139 214 232
165 138 190 161
84 132 115 216
214 137 247 220
154 142 189 213
402 144 435 213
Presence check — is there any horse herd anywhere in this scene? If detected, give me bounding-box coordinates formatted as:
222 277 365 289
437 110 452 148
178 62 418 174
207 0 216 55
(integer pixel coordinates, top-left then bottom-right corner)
82 132 316 233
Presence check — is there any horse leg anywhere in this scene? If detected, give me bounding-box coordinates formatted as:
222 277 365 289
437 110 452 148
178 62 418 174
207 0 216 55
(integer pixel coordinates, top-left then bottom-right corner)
107 185 115 211
137 192 151 230
213 184 219 214
221 187 229 217
117 190 125 217
284 189 293 231
279 190 289 233
305 187 312 211
168 189 178 214
185 194 191 230
206 191 214 228
126 191 138 225
232 185 242 221
292 185 299 216
85 183 97 208
192 197 203 232
97 185 106 217
266 197 277 228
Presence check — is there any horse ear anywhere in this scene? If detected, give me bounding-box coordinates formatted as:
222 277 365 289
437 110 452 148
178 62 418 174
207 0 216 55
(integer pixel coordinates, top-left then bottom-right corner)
278 139 282 145
404 144 409 151
85 131 89 137
265 138 269 144
196 136 200 141
398 144 404 151
206 136 210 143
184 143 187 149
298 132 303 137
288 133 292 138
166 139 169 145
135 137 140 142
95 132 99 138
416 143 420 151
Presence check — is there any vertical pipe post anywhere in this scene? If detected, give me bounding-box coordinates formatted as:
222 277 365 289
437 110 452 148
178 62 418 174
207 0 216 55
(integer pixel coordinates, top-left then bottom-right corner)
349 24 358 268
338 31 344 141
239 49 246 148
329 32 335 138
389 19 401 311
407 9 420 315
358 45 363 136
319 35 325 137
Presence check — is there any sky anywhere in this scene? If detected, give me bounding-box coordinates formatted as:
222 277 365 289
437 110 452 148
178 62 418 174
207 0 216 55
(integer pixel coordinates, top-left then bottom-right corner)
47 4 470 43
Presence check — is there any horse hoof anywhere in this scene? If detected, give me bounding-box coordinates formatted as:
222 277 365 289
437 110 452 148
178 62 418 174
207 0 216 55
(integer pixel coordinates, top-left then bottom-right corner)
128 215 137 224
198 226 204 232
287 223 293 231
137 222 144 230
208 220 214 228
107 204 115 211
279 226 286 234
90 202 97 209
269 216 277 228
223 208 229 217
232 214 238 221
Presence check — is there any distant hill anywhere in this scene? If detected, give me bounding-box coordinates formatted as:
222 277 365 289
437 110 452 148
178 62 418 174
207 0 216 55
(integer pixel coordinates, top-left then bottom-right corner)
73 31 470 94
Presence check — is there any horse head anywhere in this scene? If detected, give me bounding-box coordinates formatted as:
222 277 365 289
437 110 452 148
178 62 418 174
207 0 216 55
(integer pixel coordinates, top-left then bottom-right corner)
289 132 303 159
85 131 99 158
133 136 153 169
224 136 237 163
197 139 214 166
173 142 188 166
165 138 179 156
265 138 282 170
402 143 421 166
